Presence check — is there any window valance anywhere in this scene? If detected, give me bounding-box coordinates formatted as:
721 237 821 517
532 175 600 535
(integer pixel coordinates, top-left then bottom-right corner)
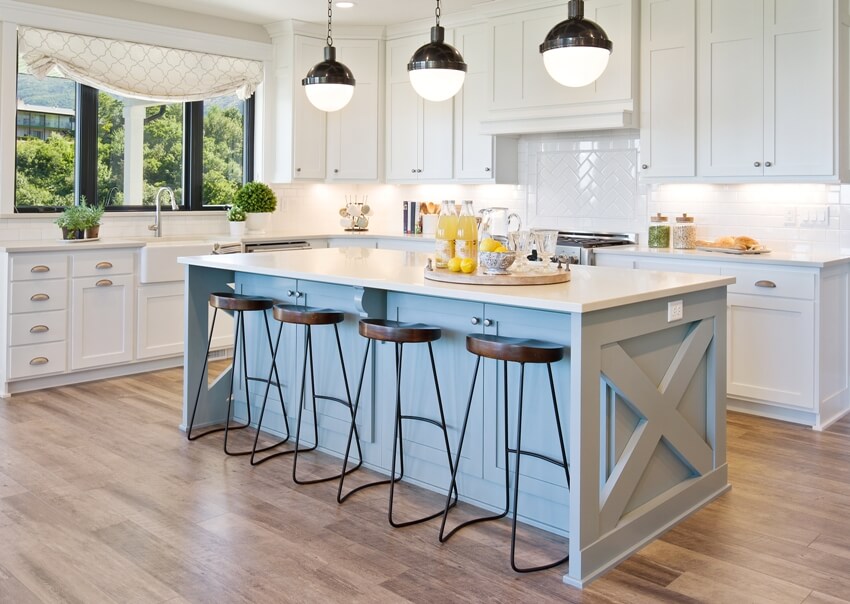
17 26 263 102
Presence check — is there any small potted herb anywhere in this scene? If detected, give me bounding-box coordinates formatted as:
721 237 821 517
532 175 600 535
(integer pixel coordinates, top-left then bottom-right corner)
85 203 105 239
233 181 277 233
55 204 88 240
226 205 246 237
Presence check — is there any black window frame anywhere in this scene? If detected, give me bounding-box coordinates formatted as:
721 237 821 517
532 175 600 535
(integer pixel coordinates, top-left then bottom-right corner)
15 82 255 213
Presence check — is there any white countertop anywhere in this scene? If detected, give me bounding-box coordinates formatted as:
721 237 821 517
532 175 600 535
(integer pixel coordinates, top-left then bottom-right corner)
594 245 850 268
179 247 734 314
0 238 147 252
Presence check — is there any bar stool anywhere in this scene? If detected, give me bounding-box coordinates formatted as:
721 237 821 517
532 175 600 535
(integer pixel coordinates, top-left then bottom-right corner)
439 333 570 573
251 303 363 485
338 319 458 526
187 292 290 457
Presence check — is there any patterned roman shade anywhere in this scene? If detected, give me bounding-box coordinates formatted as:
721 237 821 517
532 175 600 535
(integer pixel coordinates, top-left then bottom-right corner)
17 26 263 102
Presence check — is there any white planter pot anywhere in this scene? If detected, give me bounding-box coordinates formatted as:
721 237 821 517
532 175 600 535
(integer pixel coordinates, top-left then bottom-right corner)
228 221 246 238
245 212 272 233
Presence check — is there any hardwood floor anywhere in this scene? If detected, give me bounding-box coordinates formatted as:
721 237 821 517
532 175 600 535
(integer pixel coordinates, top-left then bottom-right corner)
0 366 849 603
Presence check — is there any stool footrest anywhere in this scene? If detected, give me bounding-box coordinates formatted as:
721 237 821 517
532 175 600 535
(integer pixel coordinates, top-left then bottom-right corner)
507 447 569 470
399 414 445 430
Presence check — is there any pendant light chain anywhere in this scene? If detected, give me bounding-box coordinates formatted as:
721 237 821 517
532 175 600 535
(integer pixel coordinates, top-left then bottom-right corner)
435 0 441 26
327 0 334 48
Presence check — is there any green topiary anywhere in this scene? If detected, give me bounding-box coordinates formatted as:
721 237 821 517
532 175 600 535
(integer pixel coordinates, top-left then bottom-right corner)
233 181 277 213
226 205 246 221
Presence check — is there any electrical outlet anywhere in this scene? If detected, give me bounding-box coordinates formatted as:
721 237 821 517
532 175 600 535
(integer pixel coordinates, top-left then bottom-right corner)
668 300 683 322
784 207 797 225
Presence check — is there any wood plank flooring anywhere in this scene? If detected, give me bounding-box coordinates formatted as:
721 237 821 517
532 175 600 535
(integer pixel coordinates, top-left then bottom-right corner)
0 366 849 603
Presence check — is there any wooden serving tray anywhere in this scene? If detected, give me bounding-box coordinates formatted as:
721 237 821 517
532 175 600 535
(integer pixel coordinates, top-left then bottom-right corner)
424 266 570 286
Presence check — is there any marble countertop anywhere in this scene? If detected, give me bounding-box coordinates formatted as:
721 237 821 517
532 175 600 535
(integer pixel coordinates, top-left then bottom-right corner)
594 245 850 268
179 247 734 314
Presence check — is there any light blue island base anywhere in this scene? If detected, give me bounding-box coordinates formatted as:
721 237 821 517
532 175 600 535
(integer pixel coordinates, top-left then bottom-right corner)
180 248 733 589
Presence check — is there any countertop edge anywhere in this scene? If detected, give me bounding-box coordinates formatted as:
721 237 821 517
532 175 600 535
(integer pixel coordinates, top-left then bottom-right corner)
594 245 850 268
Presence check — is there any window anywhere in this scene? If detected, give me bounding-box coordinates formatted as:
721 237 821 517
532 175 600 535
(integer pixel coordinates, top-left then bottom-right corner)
15 56 254 212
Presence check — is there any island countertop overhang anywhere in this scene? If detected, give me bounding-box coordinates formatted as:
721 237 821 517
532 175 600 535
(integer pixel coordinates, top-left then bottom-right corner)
179 248 734 314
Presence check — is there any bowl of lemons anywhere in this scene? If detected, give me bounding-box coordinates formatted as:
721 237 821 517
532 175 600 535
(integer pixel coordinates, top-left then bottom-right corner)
478 238 516 275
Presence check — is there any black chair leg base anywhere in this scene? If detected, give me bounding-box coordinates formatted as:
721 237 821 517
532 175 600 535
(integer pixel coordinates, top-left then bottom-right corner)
511 552 570 574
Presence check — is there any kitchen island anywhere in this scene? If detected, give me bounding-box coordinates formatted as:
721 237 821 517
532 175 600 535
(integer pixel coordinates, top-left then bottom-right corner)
179 247 734 588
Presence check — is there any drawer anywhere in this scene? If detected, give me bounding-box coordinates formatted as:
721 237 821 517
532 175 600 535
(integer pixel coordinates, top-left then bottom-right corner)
72 250 135 277
10 310 67 346
721 266 816 300
10 253 68 281
10 280 68 313
9 341 67 379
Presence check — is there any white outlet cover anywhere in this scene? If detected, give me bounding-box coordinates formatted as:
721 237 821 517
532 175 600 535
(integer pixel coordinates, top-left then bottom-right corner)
668 300 683 322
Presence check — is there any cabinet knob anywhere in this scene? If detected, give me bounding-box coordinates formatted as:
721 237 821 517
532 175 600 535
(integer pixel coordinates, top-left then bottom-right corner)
30 265 50 273
287 290 296 297
29 357 49 366
470 317 480 325
484 167 491 172
334 169 339 174
96 279 113 287
417 169 422 173
754 280 777 288
30 293 50 302
295 291 303 298
296 167 302 173
96 261 113 270
765 161 772 167
483 318 494 327
641 164 649 170
754 161 761 167
411 169 417 173
29 325 49 334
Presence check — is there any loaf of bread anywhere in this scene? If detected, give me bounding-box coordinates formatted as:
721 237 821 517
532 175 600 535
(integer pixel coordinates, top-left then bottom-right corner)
734 236 760 250
696 235 762 250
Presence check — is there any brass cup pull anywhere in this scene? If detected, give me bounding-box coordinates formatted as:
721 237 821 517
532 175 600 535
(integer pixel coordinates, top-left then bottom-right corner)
96 279 113 287
29 325 49 334
30 265 50 273
29 357 49 366
96 261 113 270
755 280 777 288
30 293 50 302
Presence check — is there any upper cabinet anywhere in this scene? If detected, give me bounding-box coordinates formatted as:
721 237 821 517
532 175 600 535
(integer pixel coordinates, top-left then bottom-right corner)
639 0 696 178
697 0 836 178
482 0 639 135
385 34 453 182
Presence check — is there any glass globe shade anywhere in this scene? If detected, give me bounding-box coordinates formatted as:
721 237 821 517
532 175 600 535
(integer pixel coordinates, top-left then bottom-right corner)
409 68 466 103
304 83 355 112
542 46 611 88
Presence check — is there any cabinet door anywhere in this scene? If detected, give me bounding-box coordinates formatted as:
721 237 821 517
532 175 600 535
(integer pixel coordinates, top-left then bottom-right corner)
640 0 696 178
137 282 184 359
697 0 764 176
71 274 134 369
764 0 833 176
293 35 327 180
420 97 453 180
386 37 421 180
727 292 815 409
327 39 380 181
454 24 495 181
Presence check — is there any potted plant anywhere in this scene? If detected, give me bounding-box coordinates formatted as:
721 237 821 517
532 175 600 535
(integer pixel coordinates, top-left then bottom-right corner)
234 181 277 233
55 204 88 240
226 205 246 237
85 203 105 239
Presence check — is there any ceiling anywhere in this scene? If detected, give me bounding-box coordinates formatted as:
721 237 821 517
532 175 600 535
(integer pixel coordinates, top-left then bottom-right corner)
126 0 494 26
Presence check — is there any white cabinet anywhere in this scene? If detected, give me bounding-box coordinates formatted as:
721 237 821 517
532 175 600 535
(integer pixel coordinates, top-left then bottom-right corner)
326 38 381 181
376 238 435 253
71 273 134 370
697 0 834 177
292 35 328 180
452 23 518 183
386 34 453 182
639 0 696 178
483 0 638 135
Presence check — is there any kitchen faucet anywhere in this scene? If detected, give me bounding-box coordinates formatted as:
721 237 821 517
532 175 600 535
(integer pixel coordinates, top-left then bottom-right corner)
149 186 178 237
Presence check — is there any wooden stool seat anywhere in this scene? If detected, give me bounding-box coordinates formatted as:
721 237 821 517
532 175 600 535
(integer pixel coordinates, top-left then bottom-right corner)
466 334 565 365
273 304 345 326
358 319 441 343
209 292 274 312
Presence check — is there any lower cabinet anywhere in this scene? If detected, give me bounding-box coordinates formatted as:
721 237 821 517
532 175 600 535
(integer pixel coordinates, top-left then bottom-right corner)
71 273 134 370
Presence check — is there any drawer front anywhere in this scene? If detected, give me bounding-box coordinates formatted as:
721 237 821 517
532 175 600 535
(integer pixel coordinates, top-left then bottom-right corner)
721 266 816 300
10 280 68 313
10 253 68 281
10 310 67 346
9 341 67 379
72 250 135 277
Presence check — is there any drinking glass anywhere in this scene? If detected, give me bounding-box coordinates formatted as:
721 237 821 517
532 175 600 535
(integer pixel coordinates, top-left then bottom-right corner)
533 229 559 271
508 230 533 271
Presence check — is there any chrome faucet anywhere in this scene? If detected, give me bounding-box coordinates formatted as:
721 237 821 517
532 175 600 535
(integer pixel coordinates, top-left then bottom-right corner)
149 187 178 237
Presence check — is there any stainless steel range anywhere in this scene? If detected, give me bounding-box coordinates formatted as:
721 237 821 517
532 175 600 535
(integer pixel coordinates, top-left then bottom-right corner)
554 230 637 265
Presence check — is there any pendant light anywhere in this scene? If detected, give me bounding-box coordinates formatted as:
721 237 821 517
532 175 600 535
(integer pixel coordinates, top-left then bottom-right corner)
302 0 356 112
539 0 613 88
407 0 467 102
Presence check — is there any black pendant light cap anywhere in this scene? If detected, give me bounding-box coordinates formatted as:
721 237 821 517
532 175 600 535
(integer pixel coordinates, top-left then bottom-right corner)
539 2 613 54
407 25 468 73
302 46 356 86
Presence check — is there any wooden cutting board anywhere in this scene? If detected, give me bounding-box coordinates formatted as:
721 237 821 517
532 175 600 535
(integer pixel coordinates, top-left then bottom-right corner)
424 266 570 286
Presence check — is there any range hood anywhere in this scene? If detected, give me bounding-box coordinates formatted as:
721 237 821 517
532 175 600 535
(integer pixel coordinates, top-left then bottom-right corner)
479 100 636 136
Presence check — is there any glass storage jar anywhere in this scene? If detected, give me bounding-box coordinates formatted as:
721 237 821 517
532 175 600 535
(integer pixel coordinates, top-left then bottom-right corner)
672 213 697 249
648 213 670 248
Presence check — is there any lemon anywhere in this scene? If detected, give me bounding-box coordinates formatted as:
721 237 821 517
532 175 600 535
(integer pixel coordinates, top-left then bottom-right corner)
460 258 477 274
493 245 508 253
480 238 500 252
447 257 462 272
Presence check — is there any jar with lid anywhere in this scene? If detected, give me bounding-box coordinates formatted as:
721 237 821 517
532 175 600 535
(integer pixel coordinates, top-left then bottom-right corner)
648 213 670 248
671 213 697 249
